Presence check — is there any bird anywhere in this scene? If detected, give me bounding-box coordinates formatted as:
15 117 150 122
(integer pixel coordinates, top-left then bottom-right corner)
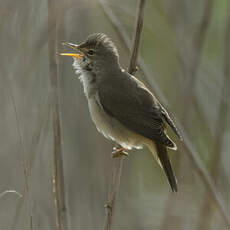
61 33 182 192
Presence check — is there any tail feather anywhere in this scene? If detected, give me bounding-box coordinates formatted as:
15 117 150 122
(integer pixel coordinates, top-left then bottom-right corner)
155 143 177 192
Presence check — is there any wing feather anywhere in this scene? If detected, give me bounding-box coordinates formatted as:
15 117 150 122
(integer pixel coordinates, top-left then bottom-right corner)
98 72 176 148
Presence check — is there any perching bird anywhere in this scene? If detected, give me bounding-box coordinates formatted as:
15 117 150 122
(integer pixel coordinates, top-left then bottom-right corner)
61 33 182 192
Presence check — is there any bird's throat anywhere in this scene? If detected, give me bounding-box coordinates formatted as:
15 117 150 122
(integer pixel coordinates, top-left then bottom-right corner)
72 57 97 98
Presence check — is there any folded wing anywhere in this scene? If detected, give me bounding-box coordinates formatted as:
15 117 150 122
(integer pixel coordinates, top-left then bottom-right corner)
98 72 177 148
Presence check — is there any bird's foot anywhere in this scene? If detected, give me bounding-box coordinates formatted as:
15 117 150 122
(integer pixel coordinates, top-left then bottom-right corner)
104 203 112 210
112 147 129 158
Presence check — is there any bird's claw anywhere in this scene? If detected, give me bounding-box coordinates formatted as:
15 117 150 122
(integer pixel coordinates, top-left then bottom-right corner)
111 147 129 158
104 203 112 210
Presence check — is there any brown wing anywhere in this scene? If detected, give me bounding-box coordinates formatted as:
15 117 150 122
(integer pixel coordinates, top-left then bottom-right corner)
158 103 183 140
98 72 175 148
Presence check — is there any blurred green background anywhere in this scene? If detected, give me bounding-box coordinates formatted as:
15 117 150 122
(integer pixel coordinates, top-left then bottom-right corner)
0 0 230 229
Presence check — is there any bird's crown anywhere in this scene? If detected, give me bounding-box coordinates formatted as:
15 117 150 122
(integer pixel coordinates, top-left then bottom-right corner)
80 33 119 57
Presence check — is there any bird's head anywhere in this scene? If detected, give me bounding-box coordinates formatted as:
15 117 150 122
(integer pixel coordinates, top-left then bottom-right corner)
61 33 119 70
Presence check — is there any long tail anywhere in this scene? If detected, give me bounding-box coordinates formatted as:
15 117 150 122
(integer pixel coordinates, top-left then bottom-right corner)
147 141 177 192
156 143 177 192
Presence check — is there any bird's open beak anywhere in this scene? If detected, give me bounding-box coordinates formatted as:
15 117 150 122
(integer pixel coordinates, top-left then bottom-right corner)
60 42 84 59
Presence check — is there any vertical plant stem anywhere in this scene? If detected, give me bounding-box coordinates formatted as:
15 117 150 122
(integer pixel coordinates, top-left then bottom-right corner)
197 3 230 229
103 1 146 230
99 1 230 229
5 72 31 230
161 1 214 229
99 0 168 105
128 0 146 74
182 0 214 123
47 1 68 230
103 158 124 230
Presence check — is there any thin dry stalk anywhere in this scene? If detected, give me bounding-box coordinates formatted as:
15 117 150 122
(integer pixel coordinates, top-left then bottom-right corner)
3 69 32 230
128 0 146 74
99 1 230 229
99 0 168 106
103 1 146 230
182 0 214 123
10 93 51 230
103 158 124 230
178 125 230 228
47 1 68 230
197 4 230 230
161 1 214 229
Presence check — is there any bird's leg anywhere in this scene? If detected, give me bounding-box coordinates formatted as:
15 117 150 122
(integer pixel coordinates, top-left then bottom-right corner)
112 147 129 158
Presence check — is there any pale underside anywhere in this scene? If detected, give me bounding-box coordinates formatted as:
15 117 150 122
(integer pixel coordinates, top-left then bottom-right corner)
73 57 148 149
72 57 172 166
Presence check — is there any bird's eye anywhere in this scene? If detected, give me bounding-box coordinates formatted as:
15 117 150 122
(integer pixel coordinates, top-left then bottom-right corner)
87 49 94 56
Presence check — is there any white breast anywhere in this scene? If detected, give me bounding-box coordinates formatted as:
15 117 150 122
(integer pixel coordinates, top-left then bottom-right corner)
72 58 96 98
